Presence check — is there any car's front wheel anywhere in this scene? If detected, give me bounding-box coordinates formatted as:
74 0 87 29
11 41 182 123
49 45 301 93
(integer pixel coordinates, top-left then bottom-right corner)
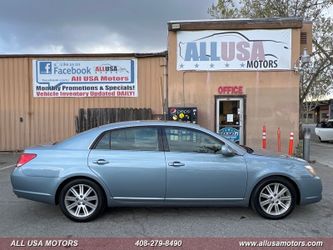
251 177 296 219
59 179 105 222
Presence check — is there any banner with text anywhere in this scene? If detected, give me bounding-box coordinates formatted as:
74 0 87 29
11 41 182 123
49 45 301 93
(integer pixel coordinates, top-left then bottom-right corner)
33 59 137 97
177 29 291 71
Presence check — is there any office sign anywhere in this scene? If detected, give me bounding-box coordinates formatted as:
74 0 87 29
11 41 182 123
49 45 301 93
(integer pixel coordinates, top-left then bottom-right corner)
177 29 291 71
218 86 244 95
33 59 137 97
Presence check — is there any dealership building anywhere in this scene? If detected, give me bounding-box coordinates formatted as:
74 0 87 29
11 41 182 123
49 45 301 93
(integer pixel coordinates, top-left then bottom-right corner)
0 18 312 152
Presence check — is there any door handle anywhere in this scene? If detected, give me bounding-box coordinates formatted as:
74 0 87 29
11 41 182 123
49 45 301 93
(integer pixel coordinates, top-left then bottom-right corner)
93 159 109 165
168 161 185 167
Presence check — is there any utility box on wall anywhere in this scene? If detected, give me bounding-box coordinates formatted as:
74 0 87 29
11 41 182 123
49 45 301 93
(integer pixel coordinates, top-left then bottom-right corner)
168 107 198 124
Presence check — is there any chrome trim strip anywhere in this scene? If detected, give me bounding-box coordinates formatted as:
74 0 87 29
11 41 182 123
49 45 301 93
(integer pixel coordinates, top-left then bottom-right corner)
165 198 244 201
305 196 320 200
113 197 164 200
14 189 53 197
113 197 243 201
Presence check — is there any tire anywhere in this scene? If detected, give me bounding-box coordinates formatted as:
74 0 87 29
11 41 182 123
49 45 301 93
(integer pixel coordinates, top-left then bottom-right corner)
318 137 329 143
251 177 296 220
59 179 106 222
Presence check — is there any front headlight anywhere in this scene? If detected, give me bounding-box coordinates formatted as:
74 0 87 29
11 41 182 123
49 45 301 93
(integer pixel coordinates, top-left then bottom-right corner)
305 165 317 176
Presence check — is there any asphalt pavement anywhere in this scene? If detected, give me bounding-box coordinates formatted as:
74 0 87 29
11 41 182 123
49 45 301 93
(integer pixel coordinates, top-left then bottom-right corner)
303 123 333 167
0 146 332 237
310 141 333 167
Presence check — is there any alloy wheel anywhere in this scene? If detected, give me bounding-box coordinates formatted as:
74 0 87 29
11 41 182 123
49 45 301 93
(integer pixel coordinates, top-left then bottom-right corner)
259 182 292 216
64 184 99 218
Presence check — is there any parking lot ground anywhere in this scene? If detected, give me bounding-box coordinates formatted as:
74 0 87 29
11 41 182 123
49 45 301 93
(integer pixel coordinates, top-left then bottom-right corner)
310 141 333 168
0 152 19 170
0 151 332 237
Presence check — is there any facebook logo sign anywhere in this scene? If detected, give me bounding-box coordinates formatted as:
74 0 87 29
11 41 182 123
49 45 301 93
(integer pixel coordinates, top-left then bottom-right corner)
39 62 52 74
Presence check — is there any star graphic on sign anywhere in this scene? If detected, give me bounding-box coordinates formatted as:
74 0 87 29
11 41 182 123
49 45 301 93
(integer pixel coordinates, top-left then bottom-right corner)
210 63 214 68
240 63 245 68
225 63 230 67
179 64 184 68
194 63 199 68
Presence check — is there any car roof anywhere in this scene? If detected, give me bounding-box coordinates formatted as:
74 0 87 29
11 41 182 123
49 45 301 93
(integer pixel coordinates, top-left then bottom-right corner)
53 120 201 149
44 120 246 155
96 120 200 130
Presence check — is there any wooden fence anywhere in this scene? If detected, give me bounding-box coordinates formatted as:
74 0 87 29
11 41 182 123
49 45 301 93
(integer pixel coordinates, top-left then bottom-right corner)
75 108 153 133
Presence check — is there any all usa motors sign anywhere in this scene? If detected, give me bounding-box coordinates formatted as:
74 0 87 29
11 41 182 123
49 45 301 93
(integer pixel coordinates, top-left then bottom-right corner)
33 59 137 97
219 127 240 143
177 29 291 71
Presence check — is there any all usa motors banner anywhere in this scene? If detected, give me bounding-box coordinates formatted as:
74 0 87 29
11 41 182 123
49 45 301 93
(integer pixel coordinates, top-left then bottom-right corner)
33 59 137 97
177 29 291 71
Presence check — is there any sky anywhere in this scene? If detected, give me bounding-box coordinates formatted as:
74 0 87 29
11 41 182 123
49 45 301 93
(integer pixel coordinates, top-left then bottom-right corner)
0 0 215 54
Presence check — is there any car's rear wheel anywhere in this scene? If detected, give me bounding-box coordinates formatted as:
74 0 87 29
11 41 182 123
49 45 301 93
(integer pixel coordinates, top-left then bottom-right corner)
59 179 105 222
251 177 296 219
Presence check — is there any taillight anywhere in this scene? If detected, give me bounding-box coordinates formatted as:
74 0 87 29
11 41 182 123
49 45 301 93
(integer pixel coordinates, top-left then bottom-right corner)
17 153 37 167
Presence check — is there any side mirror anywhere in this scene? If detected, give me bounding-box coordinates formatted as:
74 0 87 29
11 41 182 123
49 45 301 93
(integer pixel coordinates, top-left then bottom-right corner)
221 145 235 157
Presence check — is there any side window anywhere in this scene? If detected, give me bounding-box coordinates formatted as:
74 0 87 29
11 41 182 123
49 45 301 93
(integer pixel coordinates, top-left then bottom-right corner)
95 132 111 149
111 127 159 151
94 127 159 151
165 127 224 153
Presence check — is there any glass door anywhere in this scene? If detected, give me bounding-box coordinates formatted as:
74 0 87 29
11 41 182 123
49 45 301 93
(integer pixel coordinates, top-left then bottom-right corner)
216 98 244 144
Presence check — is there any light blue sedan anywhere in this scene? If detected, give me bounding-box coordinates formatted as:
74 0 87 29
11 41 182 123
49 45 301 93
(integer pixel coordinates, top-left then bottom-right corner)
11 121 322 222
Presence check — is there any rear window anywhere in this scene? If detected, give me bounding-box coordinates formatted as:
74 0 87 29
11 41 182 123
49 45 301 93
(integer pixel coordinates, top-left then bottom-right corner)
94 127 159 151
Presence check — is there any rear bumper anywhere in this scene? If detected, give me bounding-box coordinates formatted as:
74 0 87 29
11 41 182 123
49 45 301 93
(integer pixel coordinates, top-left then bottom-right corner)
11 167 57 205
13 189 55 204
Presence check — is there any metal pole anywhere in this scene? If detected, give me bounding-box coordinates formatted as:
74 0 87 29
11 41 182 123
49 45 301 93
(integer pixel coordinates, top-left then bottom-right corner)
277 128 281 152
303 127 311 161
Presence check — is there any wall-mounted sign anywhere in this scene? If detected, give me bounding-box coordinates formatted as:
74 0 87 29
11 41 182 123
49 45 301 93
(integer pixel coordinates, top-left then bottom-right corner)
218 86 244 95
33 59 137 97
168 107 198 123
177 29 291 71
219 127 240 142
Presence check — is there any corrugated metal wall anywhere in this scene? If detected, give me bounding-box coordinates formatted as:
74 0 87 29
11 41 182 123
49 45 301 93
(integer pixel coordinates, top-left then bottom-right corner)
0 56 166 151
0 58 30 151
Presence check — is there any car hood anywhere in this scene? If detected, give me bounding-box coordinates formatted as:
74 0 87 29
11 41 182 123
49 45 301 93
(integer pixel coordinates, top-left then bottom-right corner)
254 152 307 162
245 152 308 169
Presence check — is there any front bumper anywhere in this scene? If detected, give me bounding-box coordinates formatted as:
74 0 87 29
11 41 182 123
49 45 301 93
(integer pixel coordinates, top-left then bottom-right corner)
299 175 322 205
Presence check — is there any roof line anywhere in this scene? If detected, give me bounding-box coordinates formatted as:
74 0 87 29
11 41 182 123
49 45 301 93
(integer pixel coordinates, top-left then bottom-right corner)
168 17 304 31
0 51 168 59
168 17 304 23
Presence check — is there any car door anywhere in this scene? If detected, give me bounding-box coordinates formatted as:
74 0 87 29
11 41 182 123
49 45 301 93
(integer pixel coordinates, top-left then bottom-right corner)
88 126 166 200
325 121 333 140
318 121 333 140
163 126 247 200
